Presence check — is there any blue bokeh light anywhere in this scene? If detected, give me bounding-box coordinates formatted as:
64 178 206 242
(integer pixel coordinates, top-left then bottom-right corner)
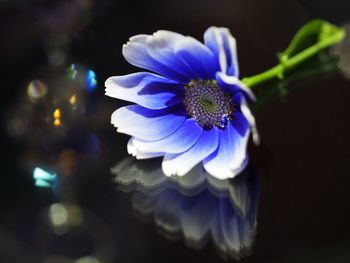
33 167 57 188
86 69 97 92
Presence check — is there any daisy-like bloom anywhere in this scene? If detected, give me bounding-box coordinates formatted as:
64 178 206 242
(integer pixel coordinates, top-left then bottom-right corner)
105 27 257 179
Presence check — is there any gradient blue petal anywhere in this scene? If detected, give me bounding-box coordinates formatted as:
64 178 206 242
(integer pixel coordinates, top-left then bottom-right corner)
162 128 219 177
123 34 190 83
105 72 183 109
216 72 256 101
233 92 260 145
145 31 199 80
203 123 249 179
204 27 239 77
127 138 165 160
231 112 250 137
131 118 203 154
123 31 220 84
174 36 218 79
112 105 187 141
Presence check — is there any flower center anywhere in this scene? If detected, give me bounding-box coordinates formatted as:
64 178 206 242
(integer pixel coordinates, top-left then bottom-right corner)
183 80 234 129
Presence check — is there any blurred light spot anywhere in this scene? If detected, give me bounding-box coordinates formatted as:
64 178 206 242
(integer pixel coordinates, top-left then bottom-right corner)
35 180 52 187
7 117 25 138
48 49 66 67
48 203 83 235
53 108 62 127
69 94 77 105
75 256 100 263
53 108 61 119
27 80 48 103
66 64 97 92
54 118 61 127
67 64 78 80
33 167 57 188
34 167 57 180
49 203 68 226
86 69 97 92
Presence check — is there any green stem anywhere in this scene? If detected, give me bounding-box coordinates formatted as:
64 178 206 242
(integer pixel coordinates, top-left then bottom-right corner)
241 23 345 88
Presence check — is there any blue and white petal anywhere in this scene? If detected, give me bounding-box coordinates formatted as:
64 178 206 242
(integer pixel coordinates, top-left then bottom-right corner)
145 31 205 80
132 119 203 154
216 72 256 101
174 36 218 80
123 30 219 82
203 122 249 180
204 27 239 77
162 129 219 177
241 103 260 145
234 93 260 145
230 112 250 137
111 105 187 141
105 72 182 109
127 137 165 160
123 34 189 83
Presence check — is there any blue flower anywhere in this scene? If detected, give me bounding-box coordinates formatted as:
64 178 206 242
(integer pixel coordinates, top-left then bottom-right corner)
105 27 257 179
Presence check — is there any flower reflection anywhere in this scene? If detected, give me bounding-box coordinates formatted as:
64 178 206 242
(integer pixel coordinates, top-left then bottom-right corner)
111 157 259 260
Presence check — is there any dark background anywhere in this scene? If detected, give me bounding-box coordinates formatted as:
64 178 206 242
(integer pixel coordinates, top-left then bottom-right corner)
1 0 350 262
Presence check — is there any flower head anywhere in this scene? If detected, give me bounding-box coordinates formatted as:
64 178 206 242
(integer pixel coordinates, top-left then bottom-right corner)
105 27 257 179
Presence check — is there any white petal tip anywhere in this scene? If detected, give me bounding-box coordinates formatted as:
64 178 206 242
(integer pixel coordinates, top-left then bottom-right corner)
252 129 261 145
162 160 179 177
